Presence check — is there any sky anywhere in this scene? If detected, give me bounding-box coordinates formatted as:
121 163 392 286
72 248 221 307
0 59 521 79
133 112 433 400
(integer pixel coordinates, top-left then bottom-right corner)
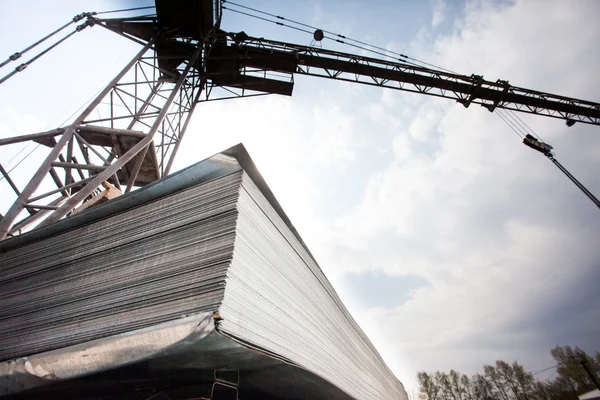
1 0 600 396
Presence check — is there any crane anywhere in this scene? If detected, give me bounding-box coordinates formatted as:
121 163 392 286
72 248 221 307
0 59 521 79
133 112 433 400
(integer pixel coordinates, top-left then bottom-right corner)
0 0 598 241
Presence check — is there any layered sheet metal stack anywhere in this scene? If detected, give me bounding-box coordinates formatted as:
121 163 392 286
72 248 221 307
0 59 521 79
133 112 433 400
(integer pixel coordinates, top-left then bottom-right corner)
0 172 242 360
0 144 406 400
219 172 404 399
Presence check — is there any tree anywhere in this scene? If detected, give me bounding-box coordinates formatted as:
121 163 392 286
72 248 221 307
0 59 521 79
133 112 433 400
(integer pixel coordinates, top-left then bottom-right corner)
471 373 494 400
551 345 600 393
461 373 474 400
484 363 512 400
418 371 440 400
416 346 599 400
436 371 456 400
530 377 578 400
496 360 523 399
513 361 535 398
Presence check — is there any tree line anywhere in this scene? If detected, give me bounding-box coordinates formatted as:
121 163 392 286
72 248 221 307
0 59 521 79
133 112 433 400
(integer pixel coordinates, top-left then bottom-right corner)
417 346 600 400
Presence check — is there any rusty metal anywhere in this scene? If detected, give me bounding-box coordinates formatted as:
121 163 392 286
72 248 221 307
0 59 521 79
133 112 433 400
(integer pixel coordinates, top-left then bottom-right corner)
0 30 211 238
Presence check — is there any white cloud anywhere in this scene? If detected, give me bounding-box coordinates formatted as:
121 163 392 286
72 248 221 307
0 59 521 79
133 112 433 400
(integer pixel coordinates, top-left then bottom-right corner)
318 0 600 390
311 103 363 167
431 0 446 28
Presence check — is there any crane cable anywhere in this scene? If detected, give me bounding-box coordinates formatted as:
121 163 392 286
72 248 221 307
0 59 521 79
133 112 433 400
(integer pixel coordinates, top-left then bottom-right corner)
94 6 155 15
532 365 557 376
0 5 155 86
496 109 525 139
223 5 395 59
496 108 549 145
3 142 36 171
496 108 551 144
496 111 600 209
221 6 314 35
502 108 549 143
0 20 74 70
222 5 428 70
0 144 41 183
222 1 460 75
0 13 96 86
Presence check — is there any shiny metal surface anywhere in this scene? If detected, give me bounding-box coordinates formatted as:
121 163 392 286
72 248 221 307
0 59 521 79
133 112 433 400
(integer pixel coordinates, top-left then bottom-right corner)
0 313 214 395
1 312 354 399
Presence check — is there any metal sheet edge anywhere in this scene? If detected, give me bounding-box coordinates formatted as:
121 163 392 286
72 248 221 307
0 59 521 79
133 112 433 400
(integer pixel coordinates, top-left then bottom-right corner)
0 312 215 396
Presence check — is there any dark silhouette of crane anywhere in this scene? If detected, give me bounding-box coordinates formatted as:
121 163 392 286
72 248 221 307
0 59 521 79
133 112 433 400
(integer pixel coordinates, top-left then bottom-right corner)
0 0 599 240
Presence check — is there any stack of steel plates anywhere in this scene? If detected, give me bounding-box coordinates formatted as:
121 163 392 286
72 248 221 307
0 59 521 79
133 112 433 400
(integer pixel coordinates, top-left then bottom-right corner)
0 144 406 400
0 172 242 360
218 172 405 399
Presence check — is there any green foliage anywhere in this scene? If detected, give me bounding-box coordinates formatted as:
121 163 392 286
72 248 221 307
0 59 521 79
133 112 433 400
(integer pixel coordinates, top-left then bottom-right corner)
417 346 600 400
550 345 600 393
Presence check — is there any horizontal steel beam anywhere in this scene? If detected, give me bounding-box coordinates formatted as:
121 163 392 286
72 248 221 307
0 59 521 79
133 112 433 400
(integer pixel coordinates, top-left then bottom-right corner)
27 176 95 203
51 162 107 171
8 196 68 236
230 37 600 126
0 128 64 146
24 204 59 211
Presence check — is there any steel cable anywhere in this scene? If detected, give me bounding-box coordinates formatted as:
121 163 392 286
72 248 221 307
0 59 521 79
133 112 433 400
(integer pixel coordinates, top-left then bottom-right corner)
496 109 526 139
3 142 34 170
0 20 74 70
504 109 547 143
222 7 313 35
95 6 155 15
0 144 41 183
223 0 459 74
0 19 95 87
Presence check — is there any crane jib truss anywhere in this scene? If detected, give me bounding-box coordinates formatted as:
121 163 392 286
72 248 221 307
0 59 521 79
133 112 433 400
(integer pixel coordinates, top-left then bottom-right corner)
221 36 600 125
97 15 600 126
1 3 600 240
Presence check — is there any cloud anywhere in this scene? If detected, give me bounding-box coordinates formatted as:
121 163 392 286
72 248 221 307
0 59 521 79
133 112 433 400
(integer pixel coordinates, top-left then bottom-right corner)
311 102 364 167
314 0 600 390
431 0 446 28
338 272 429 312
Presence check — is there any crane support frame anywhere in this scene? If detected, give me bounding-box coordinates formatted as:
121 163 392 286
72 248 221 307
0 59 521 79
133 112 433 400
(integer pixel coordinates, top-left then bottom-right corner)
0 35 212 240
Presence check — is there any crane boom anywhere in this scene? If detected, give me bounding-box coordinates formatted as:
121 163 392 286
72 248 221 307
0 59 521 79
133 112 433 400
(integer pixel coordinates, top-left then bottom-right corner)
216 36 600 126
97 13 600 126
